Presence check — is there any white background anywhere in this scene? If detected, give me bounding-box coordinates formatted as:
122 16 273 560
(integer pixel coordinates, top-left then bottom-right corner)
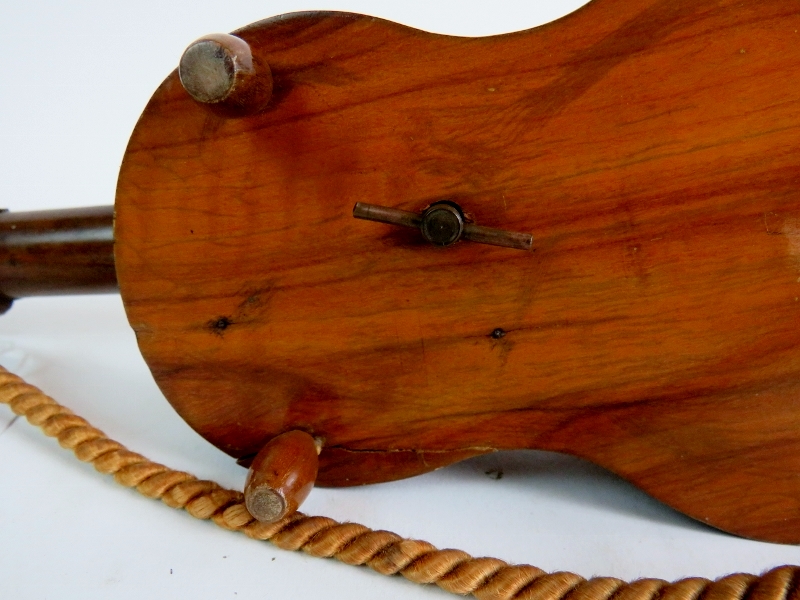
2 1 800 598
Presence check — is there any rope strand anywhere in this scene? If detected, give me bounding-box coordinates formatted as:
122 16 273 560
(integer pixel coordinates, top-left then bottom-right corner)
0 366 796 600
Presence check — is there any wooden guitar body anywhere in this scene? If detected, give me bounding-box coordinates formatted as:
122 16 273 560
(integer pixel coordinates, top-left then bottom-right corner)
114 0 800 543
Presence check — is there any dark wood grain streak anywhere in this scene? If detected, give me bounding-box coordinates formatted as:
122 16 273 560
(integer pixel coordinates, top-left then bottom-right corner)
0 206 116 302
115 0 800 542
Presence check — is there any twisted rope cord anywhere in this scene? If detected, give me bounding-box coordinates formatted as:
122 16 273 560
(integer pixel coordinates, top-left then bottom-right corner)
1 367 798 600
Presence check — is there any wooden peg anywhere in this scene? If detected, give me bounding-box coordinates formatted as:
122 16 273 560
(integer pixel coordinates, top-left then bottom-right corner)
244 430 320 523
178 33 272 115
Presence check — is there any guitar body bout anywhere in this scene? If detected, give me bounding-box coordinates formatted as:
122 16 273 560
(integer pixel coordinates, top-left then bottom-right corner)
115 0 800 543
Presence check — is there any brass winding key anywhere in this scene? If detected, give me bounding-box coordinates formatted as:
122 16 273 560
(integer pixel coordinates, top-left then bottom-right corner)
353 201 533 250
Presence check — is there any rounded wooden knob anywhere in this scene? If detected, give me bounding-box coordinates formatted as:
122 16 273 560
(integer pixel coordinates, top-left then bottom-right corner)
178 33 272 114
244 430 320 523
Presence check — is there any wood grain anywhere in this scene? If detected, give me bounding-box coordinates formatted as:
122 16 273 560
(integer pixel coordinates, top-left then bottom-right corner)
115 0 800 542
0 206 116 300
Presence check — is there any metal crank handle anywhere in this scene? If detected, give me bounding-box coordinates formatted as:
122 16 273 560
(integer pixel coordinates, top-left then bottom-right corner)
352 201 533 251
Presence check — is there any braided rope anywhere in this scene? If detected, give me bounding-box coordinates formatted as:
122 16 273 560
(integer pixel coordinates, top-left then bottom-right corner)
1 366 798 600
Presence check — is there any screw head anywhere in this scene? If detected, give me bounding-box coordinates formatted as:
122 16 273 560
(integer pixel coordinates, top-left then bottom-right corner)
421 203 464 247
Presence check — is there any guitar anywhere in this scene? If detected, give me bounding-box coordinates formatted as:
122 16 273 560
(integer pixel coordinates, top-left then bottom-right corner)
3 1 800 595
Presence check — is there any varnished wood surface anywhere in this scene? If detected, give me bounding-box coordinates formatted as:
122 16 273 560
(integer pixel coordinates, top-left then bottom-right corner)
0 206 116 300
115 0 800 542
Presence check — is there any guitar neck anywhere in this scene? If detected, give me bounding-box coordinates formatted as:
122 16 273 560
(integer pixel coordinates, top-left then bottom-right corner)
0 205 117 311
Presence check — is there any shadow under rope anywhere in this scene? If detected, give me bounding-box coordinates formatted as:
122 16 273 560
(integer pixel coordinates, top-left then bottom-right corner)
0 414 19 438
